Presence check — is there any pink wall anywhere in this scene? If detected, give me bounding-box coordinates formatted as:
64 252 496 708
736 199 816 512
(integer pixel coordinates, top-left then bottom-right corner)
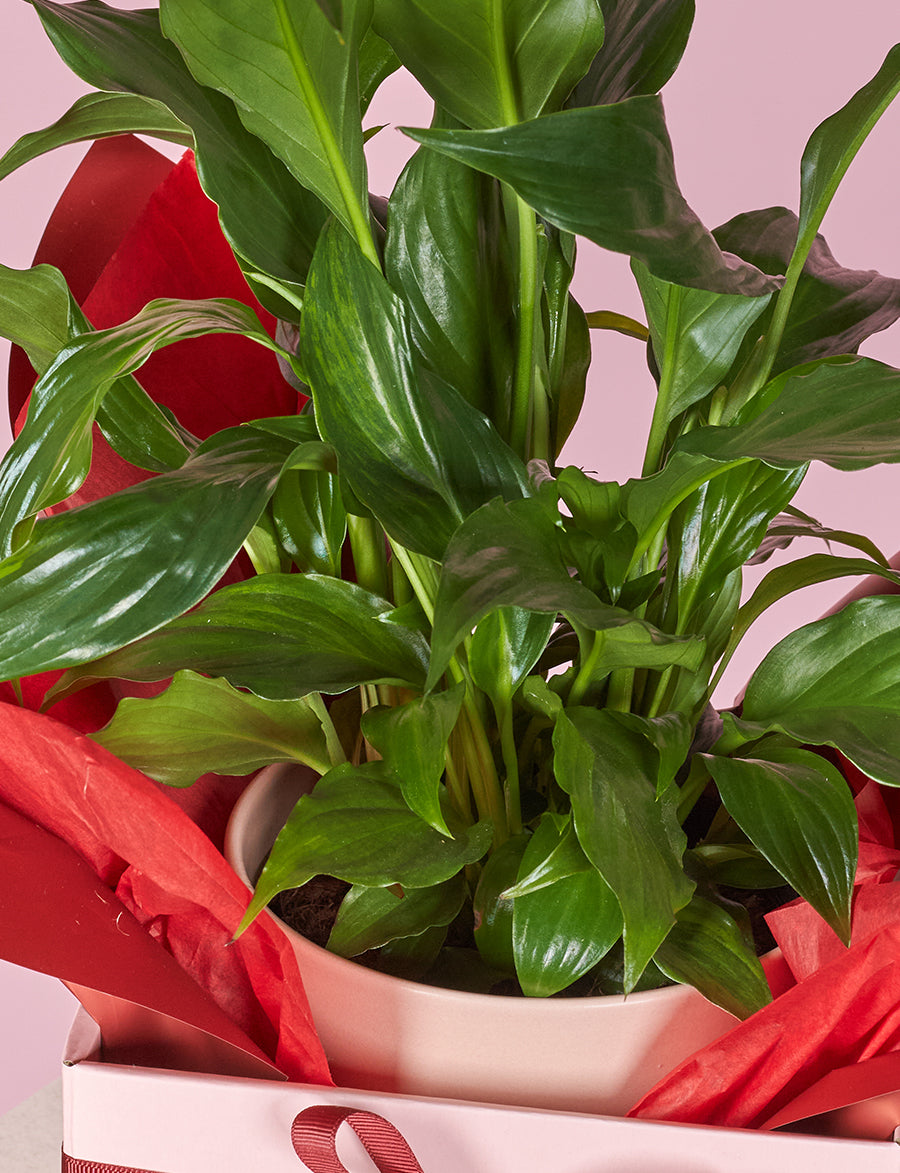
1 2 899 1114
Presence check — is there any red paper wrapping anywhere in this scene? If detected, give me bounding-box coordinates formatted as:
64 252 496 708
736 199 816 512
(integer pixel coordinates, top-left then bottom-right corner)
630 777 900 1132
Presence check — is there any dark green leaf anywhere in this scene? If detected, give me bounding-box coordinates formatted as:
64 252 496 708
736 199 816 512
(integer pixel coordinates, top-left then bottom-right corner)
0 91 191 182
373 0 604 128
272 468 346 576
429 496 704 689
632 260 772 423
242 761 493 927
50 572 430 703
359 28 400 113
702 747 857 944
469 607 555 709
327 875 466 957
553 708 693 990
715 207 900 377
472 834 530 973
749 508 887 566
160 0 372 246
798 44 900 246
0 298 278 557
32 0 327 284
301 222 530 560
502 814 591 897
569 0 695 106
679 355 900 472
91 670 335 785
512 813 622 996
653 895 771 1019
361 684 465 834
405 99 780 295
0 428 297 682
741 596 900 787
385 125 514 420
312 0 342 29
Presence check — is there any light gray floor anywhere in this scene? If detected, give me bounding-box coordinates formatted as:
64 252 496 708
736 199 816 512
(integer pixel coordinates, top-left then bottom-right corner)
0 1080 61 1171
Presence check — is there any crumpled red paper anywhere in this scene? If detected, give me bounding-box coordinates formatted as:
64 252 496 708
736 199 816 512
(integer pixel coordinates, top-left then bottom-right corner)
630 771 900 1131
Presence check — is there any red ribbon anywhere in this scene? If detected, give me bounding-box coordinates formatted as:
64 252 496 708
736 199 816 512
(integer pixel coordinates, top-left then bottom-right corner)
61 1104 425 1173
291 1106 425 1172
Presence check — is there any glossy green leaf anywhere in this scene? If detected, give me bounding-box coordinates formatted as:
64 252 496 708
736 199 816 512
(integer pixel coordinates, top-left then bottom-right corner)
301 222 530 560
0 298 279 558
405 99 779 296
242 761 493 927
512 813 622 996
609 710 691 795
361 684 465 834
32 0 327 284
50 573 429 703
272 468 346 576
91 670 335 785
749 508 887 566
161 0 373 248
679 355 900 472
428 496 703 689
716 554 900 693
327 875 466 957
798 44 900 246
0 91 191 182
373 0 605 128
359 28 401 113
741 596 900 787
0 264 192 477
502 815 591 897
312 0 342 28
569 0 695 106
553 708 693 990
632 260 772 423
653 894 770 1019
385 125 514 420
469 607 555 709
702 747 857 943
715 207 900 377
0 428 298 683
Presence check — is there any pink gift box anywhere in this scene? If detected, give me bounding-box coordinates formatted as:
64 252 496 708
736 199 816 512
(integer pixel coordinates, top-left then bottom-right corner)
61 1010 900 1173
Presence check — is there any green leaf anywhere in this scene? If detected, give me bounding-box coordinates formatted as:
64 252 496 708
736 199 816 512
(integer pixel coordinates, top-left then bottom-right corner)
741 596 900 787
359 28 400 113
632 261 772 424
553 708 693 991
715 207 900 377
0 264 192 477
702 747 857 944
385 121 514 420
609 710 691 796
241 762 493 928
0 91 191 182
502 814 591 897
373 0 605 128
679 355 900 472
653 895 771 1019
798 44 900 247
469 607 555 709
160 0 373 251
327 875 466 957
472 834 530 973
32 0 327 285
0 298 279 557
361 684 465 834
512 813 623 996
301 222 530 560
312 0 342 29
91 670 335 785
50 573 430 704
405 99 780 296
569 0 695 106
715 554 900 693
0 428 298 683
749 508 888 566
429 496 703 689
272 468 346 576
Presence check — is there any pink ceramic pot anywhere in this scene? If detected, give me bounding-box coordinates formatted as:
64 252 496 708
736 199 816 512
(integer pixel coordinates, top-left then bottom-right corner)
225 764 741 1116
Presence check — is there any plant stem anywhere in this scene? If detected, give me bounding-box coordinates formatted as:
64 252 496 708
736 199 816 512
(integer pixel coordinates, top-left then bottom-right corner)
347 514 388 598
497 700 522 836
568 628 606 706
642 284 683 477
509 195 541 459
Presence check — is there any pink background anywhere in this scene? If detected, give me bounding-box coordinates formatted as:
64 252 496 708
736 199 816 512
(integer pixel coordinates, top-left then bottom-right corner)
1 1 899 1114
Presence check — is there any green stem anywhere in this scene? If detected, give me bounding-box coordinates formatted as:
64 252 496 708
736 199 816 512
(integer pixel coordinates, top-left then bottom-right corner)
568 628 607 707
497 700 522 836
347 514 388 598
642 285 683 477
509 196 541 459
306 692 348 767
273 0 379 268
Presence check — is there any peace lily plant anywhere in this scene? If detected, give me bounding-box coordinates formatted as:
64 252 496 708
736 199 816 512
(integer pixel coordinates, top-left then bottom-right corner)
2 0 900 1020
